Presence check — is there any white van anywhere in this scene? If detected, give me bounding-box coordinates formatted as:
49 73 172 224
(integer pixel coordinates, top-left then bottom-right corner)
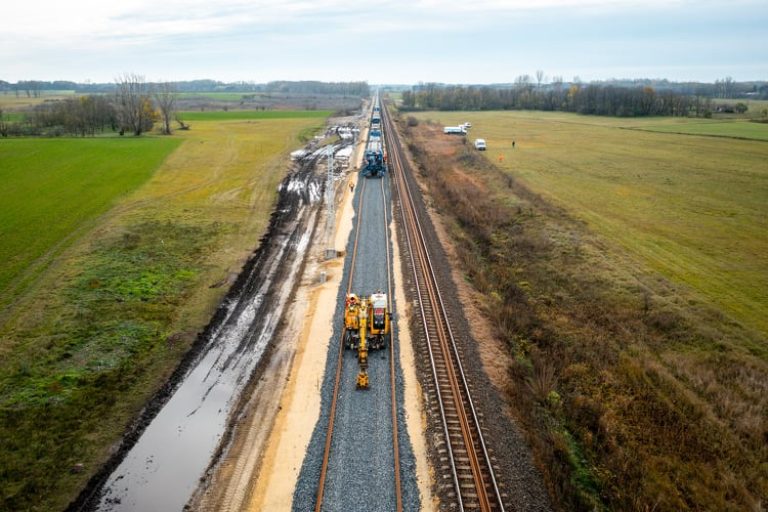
474 138 486 151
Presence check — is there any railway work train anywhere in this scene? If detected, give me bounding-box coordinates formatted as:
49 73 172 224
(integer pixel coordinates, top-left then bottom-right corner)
343 292 391 389
361 101 387 178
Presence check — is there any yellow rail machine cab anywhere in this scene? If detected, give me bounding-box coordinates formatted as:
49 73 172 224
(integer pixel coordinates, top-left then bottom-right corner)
344 294 362 349
367 292 390 350
341 292 390 390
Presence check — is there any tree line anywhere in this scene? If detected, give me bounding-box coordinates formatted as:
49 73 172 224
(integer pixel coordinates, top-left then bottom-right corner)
400 82 717 117
263 81 370 96
0 79 371 97
0 74 178 137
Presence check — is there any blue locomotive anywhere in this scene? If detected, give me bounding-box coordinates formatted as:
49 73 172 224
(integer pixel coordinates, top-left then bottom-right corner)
362 101 387 178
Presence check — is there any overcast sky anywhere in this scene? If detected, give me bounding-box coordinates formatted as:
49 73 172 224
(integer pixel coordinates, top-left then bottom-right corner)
2 0 766 84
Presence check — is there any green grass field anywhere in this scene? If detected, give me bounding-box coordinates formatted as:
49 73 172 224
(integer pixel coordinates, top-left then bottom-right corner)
0 114 328 511
712 97 768 112
404 113 768 511
1 112 25 122
0 138 182 306
177 91 257 101
414 111 768 336
180 109 333 121
631 119 768 140
458 110 768 140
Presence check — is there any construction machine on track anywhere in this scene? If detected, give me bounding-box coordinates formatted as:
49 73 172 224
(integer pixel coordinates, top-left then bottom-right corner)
343 292 391 389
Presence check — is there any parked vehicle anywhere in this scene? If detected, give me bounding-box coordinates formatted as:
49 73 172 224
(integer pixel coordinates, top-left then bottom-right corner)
443 126 466 135
474 138 486 150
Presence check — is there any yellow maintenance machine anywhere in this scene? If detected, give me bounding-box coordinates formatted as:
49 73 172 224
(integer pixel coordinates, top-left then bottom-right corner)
344 292 391 390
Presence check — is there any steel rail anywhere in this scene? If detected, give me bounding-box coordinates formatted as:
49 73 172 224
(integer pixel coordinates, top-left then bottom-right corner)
315 100 403 511
383 120 464 511
382 104 505 512
313 173 368 512
380 173 404 512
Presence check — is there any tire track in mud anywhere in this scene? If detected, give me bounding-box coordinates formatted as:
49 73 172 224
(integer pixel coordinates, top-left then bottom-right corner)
67 146 340 512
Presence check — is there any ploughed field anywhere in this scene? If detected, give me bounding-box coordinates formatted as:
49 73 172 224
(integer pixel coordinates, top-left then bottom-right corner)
414 110 768 337
0 111 327 512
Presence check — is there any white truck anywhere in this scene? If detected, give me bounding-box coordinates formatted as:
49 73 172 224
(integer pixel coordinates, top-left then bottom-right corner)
474 138 486 150
443 125 467 135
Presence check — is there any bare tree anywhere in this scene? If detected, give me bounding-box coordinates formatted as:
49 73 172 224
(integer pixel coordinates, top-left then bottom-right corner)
550 75 565 109
716 76 735 99
153 82 177 135
515 74 532 89
175 114 190 130
114 73 154 136
0 108 8 137
536 69 545 89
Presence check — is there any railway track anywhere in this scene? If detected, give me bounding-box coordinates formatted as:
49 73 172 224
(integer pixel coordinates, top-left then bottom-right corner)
313 152 404 511
382 105 506 512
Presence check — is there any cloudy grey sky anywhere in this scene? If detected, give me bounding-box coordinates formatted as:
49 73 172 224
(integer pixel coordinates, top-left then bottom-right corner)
2 0 766 84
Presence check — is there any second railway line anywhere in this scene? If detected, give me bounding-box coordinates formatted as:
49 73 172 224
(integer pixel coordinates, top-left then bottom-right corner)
383 103 507 512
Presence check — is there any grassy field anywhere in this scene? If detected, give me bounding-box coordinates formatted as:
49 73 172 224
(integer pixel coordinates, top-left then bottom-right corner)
180 109 332 121
401 114 768 511
455 110 768 140
0 90 77 110
385 91 403 102
632 119 768 140
1 112 25 122
413 111 768 337
177 91 258 101
0 138 182 309
712 97 768 112
0 112 327 511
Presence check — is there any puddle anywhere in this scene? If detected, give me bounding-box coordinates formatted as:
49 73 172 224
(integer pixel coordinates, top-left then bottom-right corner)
83 150 330 512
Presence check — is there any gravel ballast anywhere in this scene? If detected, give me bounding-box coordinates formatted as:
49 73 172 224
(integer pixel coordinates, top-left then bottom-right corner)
293 174 420 512
390 121 554 512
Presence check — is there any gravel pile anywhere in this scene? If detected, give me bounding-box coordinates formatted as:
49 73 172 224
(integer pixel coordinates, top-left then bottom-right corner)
293 175 420 512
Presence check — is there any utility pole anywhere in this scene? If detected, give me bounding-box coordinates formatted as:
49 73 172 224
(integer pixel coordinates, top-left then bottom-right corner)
325 145 336 259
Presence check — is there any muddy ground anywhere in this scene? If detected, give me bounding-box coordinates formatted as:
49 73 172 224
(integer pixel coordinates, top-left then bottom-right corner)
67 104 543 512
190 154 360 512
193 108 433 511
66 134 334 512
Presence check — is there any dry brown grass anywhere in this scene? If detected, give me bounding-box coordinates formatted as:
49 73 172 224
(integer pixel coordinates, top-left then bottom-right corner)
400 118 768 511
